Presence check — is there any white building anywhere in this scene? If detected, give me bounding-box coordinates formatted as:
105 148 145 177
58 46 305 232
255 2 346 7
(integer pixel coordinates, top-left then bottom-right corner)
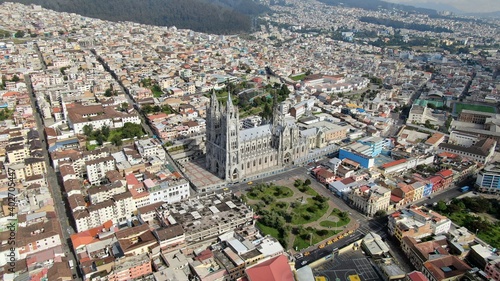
66 104 140 134
86 156 116 185
135 138 166 160
145 178 190 204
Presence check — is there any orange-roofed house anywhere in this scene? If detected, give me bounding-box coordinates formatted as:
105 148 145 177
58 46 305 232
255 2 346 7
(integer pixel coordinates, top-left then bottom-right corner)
70 220 114 254
381 159 407 174
246 255 294 281
407 271 429 281
391 184 415 205
436 169 453 190
422 255 470 281
428 176 444 193
316 168 335 185
425 133 445 148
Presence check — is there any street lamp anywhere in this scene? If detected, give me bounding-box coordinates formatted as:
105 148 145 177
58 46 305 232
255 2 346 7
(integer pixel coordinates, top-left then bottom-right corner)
310 233 313 246
476 229 479 235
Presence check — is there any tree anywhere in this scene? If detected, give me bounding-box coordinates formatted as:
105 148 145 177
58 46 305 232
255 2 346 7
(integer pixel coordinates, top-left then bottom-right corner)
111 135 123 146
121 102 129 112
101 126 110 139
11 75 20 82
96 134 104 145
83 124 93 137
14 30 25 38
294 179 303 187
304 179 311 186
374 210 387 218
436 200 447 212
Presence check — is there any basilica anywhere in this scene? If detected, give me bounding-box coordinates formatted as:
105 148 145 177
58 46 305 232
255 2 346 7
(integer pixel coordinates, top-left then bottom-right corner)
205 91 314 183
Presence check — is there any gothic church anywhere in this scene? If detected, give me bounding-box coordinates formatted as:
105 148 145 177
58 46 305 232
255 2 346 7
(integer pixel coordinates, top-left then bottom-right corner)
205 91 310 183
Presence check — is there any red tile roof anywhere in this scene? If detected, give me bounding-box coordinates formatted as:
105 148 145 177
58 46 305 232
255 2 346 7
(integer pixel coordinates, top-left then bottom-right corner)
437 169 453 178
391 195 403 203
438 152 457 158
246 255 293 281
70 220 113 249
407 271 429 281
381 159 406 169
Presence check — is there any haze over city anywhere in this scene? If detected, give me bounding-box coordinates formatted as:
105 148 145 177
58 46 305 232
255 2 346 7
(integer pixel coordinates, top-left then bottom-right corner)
386 0 500 13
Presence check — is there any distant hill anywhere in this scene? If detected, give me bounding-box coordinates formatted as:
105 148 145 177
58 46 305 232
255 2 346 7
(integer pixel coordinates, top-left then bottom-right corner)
316 0 439 15
0 0 269 34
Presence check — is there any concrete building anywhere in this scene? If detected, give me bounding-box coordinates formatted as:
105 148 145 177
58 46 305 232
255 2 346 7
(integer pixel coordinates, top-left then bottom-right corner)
388 206 451 242
66 103 140 134
361 232 389 257
135 138 166 160
422 255 470 281
348 185 391 216
437 138 496 164
164 193 254 245
449 130 480 147
476 162 500 193
86 156 116 185
459 110 496 124
107 253 152 281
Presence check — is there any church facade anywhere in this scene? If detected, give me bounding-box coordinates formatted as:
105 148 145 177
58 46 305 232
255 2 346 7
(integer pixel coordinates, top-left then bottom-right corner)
205 92 317 183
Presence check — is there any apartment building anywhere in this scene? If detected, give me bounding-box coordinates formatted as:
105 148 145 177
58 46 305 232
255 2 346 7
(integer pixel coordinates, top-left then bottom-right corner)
86 156 116 185
87 181 127 204
348 185 391 216
389 206 451 242
51 147 110 176
135 138 166 160
17 220 62 259
108 253 152 281
485 260 500 281
145 177 190 204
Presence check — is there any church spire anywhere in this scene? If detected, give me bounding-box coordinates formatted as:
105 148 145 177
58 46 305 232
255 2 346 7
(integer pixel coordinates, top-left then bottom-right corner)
210 89 218 108
226 79 234 110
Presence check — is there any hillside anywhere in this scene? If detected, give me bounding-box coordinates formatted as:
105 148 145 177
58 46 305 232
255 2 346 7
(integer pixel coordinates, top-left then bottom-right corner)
0 0 269 34
317 0 438 16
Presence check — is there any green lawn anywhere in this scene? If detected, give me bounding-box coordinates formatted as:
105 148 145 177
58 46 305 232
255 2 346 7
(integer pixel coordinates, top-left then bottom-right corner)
303 186 319 196
293 229 339 250
247 185 293 200
454 103 496 114
479 227 500 249
291 198 328 225
320 216 350 228
256 222 281 238
270 201 289 212
290 74 306 81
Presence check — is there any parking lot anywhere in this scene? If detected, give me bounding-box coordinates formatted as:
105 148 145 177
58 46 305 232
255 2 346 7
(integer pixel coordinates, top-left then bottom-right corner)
313 250 381 281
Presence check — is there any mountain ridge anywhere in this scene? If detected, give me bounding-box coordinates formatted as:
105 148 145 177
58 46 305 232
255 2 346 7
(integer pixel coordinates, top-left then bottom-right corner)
0 0 269 34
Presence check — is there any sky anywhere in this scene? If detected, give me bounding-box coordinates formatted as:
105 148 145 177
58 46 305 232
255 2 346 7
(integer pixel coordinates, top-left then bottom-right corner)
385 0 500 13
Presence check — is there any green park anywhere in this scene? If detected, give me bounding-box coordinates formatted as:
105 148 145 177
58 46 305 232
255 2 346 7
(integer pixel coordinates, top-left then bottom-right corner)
434 196 500 248
242 179 351 250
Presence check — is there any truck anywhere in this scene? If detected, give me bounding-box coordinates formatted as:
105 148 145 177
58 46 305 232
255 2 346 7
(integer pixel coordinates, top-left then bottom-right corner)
460 186 470 192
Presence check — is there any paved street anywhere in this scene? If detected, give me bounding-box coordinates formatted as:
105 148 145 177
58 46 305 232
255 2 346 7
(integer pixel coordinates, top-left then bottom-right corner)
26 74 80 280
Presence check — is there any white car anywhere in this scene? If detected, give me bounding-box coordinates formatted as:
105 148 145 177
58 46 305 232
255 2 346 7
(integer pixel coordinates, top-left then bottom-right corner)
301 260 308 265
